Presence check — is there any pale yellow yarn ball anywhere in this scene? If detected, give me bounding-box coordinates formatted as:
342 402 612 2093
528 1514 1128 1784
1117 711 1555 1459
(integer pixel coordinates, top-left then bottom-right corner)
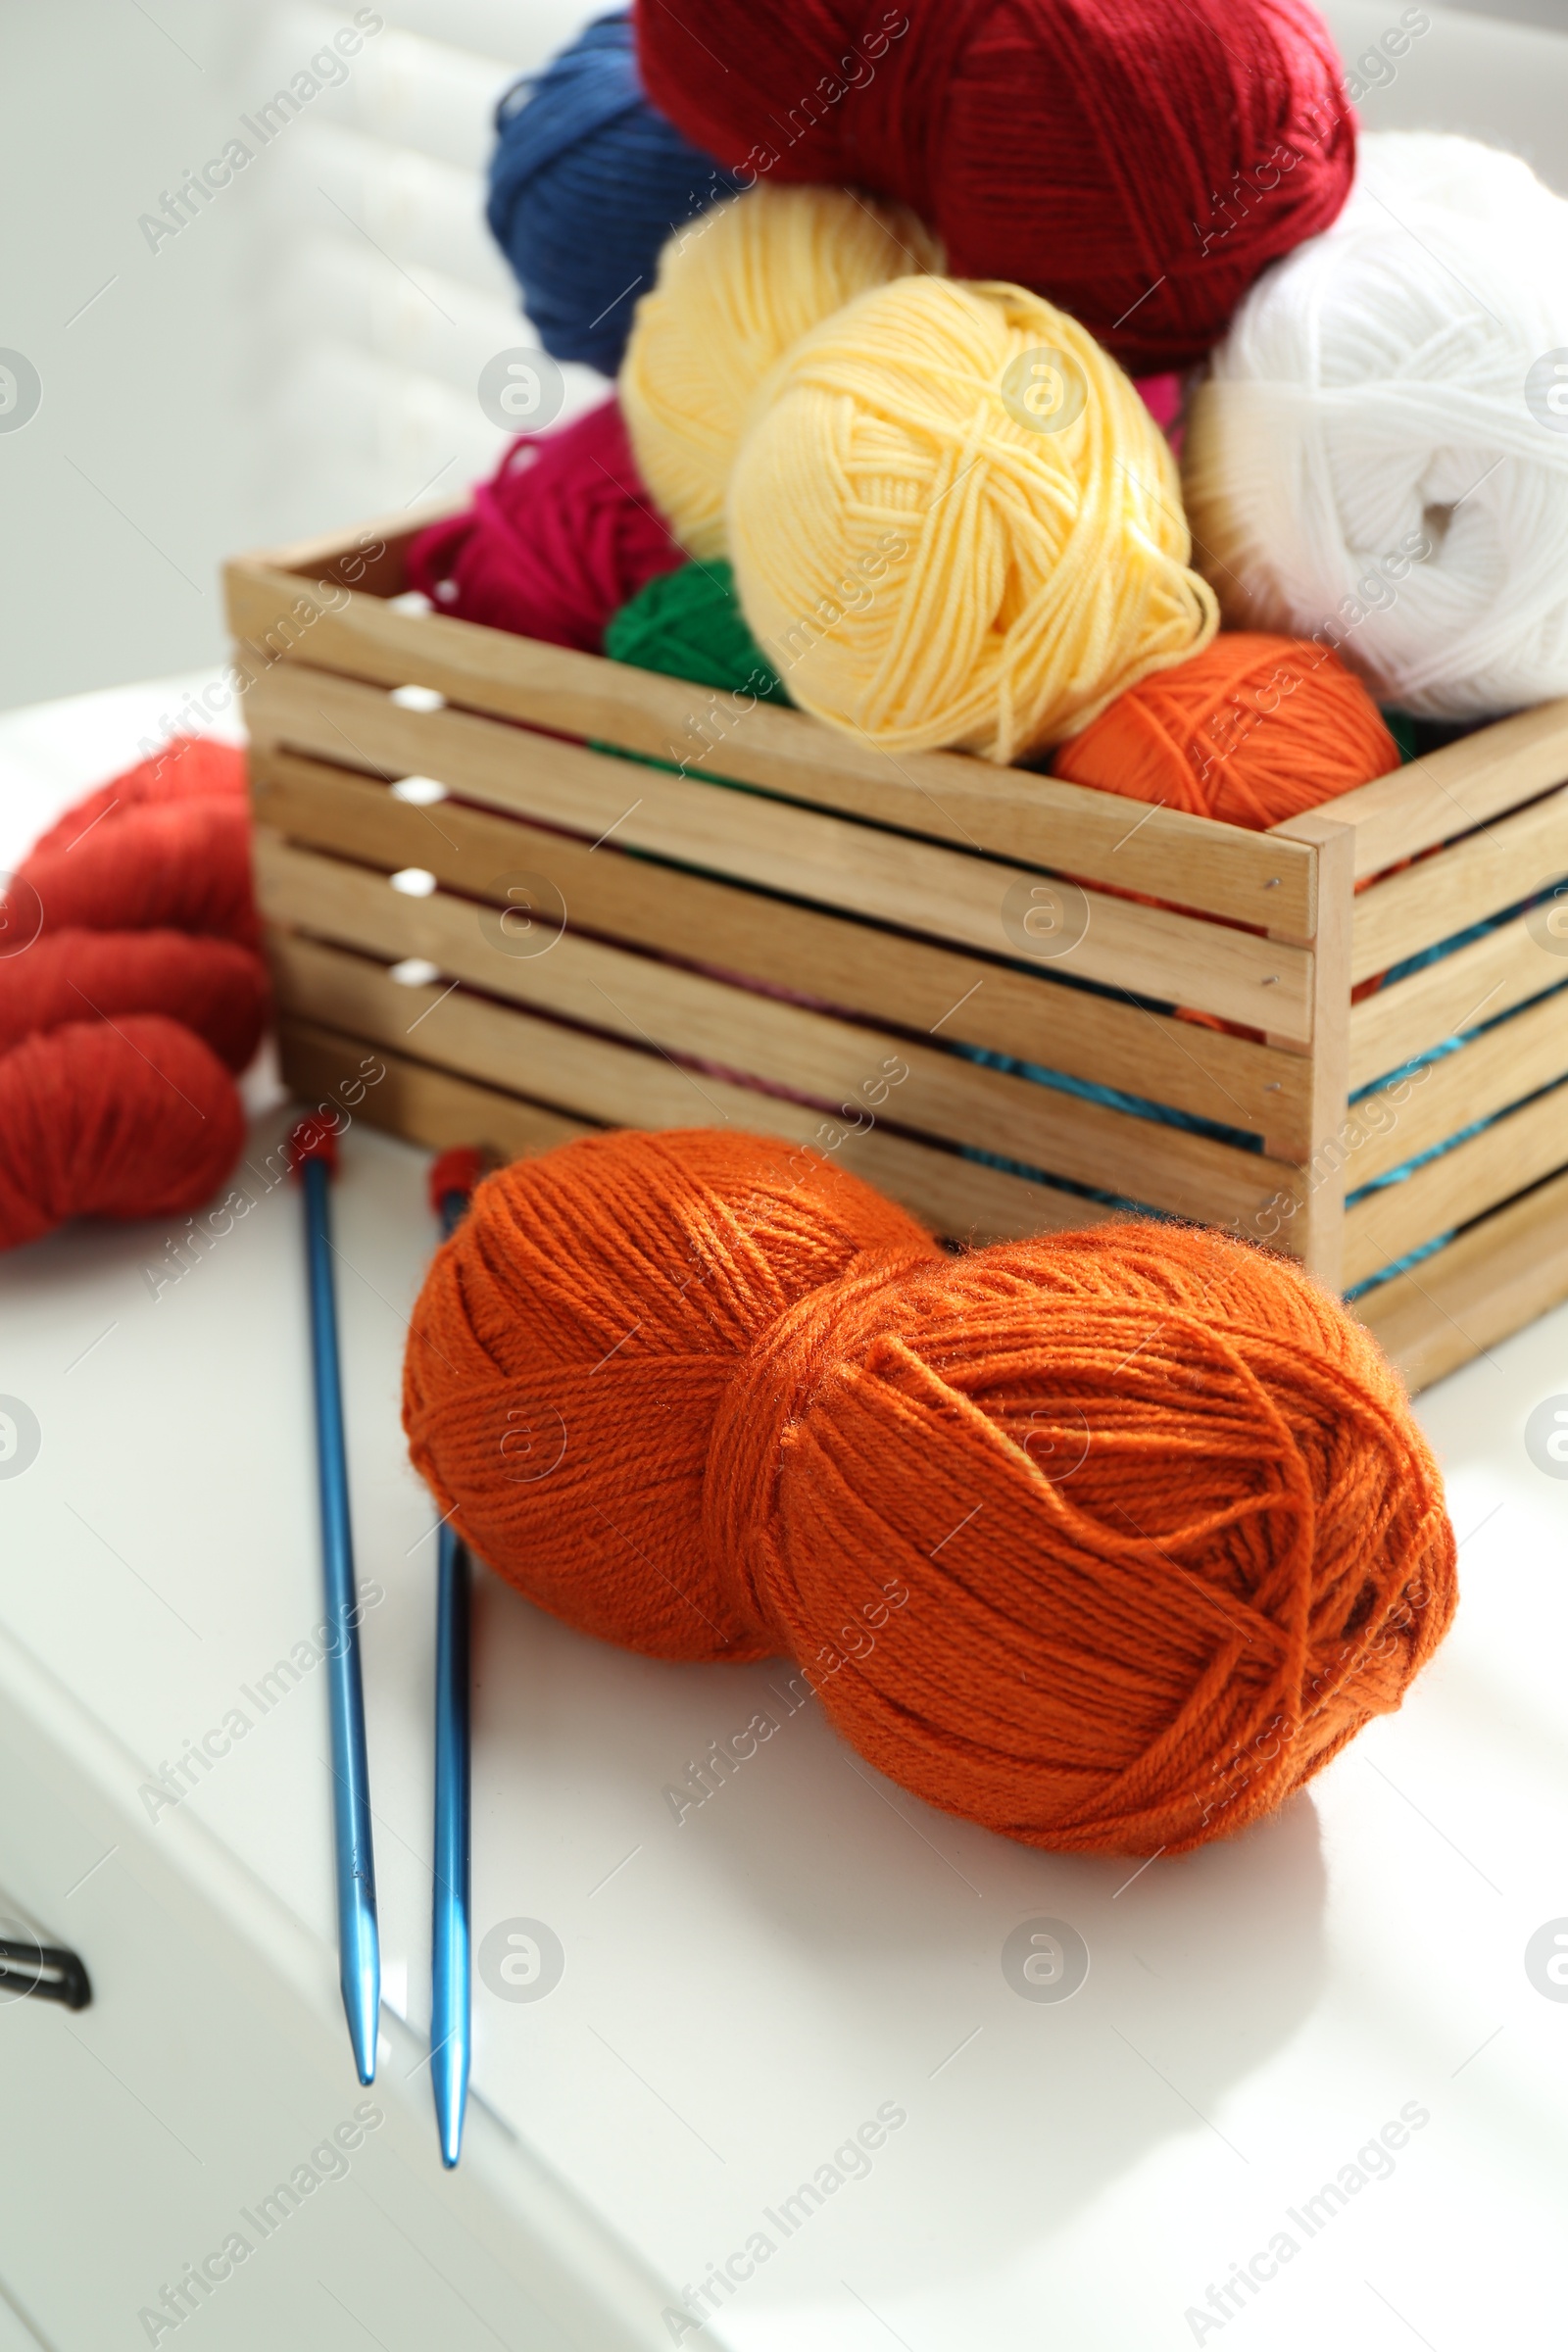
620 183 942 563
727 276 1219 763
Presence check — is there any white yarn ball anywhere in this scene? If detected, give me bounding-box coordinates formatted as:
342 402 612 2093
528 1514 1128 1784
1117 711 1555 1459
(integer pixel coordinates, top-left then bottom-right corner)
1183 132 1568 719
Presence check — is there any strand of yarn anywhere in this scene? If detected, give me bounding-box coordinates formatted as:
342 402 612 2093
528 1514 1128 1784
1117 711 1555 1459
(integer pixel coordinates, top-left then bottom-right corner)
726 275 1217 760
620 183 942 561
1183 132 1568 718
0 1017 244 1251
16 799 257 948
406 399 683 652
488 10 744 375
0 931 270 1069
634 0 1355 374
1054 633 1399 826
404 1128 1456 1857
25 734 245 861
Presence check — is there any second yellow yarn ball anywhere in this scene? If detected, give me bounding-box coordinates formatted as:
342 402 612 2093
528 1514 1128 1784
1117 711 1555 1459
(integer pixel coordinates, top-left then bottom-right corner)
621 184 941 564
727 276 1219 764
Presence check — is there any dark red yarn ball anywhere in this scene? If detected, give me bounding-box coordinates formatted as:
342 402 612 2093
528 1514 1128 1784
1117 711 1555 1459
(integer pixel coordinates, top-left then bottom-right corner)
634 0 1356 373
407 398 684 652
0 930 270 1070
0 1016 244 1251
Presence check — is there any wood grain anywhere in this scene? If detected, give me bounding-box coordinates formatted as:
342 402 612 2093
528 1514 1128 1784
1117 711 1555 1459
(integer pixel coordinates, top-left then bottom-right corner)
252 745 1315 1149
268 943 1117 1247
1348 910 1564 1093
1349 778 1568 984
1342 1078 1568 1289
255 835 1302 1235
1356 1163 1568 1392
224 556 1315 928
1312 696 1568 883
1268 809 1354 1289
230 503 459 598
241 662 1315 1040
279 1016 591 1162
1349 987 1568 1188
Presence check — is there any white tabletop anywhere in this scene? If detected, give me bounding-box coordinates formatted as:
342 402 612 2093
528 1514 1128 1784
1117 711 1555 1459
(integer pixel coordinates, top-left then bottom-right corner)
2 676 1566 2350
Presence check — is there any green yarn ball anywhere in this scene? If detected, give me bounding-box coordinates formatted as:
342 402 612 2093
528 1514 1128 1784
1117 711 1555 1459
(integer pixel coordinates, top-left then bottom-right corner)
606 560 788 703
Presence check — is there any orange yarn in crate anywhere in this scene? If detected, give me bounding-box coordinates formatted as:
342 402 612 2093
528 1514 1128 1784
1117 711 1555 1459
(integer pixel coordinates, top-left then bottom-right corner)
1054 633 1397 828
404 1129 1455 1856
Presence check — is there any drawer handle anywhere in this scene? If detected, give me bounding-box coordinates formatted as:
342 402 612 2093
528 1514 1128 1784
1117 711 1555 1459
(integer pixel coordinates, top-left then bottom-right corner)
0 1936 91 2010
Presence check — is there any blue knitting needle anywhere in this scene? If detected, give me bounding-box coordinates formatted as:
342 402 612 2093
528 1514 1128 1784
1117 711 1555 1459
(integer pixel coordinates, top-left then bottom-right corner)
292 1117 380 2086
427 1148 482 2167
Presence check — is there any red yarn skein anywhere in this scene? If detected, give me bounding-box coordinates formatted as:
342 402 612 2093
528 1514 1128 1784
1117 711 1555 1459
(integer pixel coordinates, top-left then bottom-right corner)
18 798 257 949
407 399 684 652
405 1129 1456 1857
25 734 245 861
0 931 270 1070
0 1017 244 1251
635 0 1356 373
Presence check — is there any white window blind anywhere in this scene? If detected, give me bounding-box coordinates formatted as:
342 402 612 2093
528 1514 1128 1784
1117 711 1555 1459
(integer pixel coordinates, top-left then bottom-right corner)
250 1 607 536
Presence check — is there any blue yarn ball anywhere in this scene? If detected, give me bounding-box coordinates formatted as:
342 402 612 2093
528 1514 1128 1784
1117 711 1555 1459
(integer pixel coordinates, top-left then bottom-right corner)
487 11 743 377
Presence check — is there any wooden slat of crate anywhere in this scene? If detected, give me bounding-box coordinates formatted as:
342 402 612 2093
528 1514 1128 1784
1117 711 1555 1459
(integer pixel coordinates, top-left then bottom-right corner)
1266 809 1353 1291
1349 778 1568 985
1311 696 1568 884
1342 1080 1568 1289
268 948 1117 1248
248 504 457 597
243 664 1315 1041
282 1014 591 1161
1347 911 1561 1093
226 555 1315 932
256 838 1300 1235
1349 987 1568 1187
1356 1163 1568 1391
285 1004 1568 1400
253 746 1315 1152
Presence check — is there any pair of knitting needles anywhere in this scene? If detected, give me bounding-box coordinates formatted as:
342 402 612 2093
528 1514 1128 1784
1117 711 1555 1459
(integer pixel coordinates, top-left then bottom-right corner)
291 1120 475 2166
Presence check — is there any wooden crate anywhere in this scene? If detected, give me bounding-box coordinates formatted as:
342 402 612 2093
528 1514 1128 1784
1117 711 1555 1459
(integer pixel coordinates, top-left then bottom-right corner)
225 511 1568 1393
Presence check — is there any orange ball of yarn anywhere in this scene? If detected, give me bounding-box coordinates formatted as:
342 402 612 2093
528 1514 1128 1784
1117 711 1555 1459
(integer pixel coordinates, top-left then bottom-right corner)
404 1129 1455 1856
1054 632 1398 828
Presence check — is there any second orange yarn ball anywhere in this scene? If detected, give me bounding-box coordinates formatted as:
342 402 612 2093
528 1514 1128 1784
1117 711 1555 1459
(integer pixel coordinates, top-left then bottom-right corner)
1055 632 1398 828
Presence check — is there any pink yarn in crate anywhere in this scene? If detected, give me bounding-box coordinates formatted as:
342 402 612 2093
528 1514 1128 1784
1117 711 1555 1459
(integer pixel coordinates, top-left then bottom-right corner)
406 398 685 653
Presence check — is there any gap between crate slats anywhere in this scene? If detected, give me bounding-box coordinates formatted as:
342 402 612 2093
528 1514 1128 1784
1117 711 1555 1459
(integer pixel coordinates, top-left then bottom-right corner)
251 745 1314 1153
271 985 1112 1250
242 663 1315 1044
1343 1078 1568 1290
1349 773 1568 986
225 555 1313 933
256 843 1305 1238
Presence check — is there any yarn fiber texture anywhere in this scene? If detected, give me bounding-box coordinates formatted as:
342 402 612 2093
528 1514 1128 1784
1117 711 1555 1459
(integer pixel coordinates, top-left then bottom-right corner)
0 738 261 1252
25 732 245 859
634 0 1356 375
21 798 258 949
1183 132 1568 719
488 11 743 376
0 930 269 1069
726 275 1219 761
621 183 942 560
407 399 682 654
606 560 787 701
0 1017 244 1251
404 1128 1456 1857
1054 633 1399 828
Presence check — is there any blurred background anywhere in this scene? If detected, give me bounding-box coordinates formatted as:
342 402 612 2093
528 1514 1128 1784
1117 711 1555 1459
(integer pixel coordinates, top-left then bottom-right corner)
2 0 1566 715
